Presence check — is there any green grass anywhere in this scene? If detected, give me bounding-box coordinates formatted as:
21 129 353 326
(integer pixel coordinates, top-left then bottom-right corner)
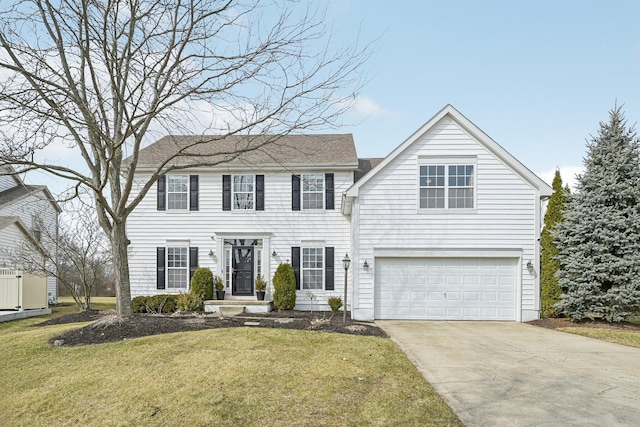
0 299 461 426
559 327 640 349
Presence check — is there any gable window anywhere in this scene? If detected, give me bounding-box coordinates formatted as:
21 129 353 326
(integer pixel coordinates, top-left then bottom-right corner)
167 247 188 289
32 217 43 242
233 175 254 210
419 164 474 209
302 173 324 209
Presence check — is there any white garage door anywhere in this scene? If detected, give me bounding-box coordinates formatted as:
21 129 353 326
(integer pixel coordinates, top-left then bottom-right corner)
374 257 517 320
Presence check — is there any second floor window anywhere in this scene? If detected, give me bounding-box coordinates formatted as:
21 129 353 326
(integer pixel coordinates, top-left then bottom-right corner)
167 175 188 210
302 173 324 209
233 174 254 210
419 164 475 209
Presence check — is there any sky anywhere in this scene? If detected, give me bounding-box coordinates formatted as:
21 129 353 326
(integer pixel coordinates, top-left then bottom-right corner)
327 0 640 189
18 0 640 193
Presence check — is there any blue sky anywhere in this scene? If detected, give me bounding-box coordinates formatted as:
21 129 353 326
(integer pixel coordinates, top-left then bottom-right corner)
329 0 640 188
19 0 640 193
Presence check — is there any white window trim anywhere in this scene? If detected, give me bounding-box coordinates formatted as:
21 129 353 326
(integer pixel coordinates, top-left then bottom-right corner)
167 174 189 211
301 173 325 210
232 174 255 211
301 245 325 291
166 246 189 290
417 157 477 212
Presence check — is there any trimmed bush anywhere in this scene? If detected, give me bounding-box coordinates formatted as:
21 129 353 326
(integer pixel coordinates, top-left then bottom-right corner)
145 294 177 313
131 296 149 313
328 296 343 313
190 267 214 302
272 263 296 310
176 292 202 312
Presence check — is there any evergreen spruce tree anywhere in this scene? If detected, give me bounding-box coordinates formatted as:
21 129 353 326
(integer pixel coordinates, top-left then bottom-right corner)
540 170 567 317
555 107 640 322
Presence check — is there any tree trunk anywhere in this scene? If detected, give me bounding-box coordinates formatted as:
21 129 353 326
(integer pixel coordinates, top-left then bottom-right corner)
111 221 132 317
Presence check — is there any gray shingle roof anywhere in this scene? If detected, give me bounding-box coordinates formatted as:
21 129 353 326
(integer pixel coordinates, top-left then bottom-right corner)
132 134 359 170
0 185 43 209
355 158 384 182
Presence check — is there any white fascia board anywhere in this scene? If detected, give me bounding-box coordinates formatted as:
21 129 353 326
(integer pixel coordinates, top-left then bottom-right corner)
135 163 359 174
346 104 553 198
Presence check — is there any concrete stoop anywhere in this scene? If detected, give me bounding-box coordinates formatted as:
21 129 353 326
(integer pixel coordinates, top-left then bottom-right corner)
204 299 273 315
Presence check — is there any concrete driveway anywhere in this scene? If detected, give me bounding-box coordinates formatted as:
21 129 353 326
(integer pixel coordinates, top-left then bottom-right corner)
377 321 640 427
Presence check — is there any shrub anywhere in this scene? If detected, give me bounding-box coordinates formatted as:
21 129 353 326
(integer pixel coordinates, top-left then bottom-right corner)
328 296 343 313
190 267 213 302
145 294 177 313
272 263 296 310
131 296 148 313
176 292 202 312
213 275 224 291
255 275 267 291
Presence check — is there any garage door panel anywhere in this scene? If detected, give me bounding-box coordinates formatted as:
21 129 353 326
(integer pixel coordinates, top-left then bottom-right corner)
374 257 517 320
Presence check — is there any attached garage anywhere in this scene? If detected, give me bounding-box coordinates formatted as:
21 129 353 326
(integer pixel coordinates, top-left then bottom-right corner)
374 257 518 320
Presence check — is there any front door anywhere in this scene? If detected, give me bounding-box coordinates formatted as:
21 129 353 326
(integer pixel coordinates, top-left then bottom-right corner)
232 246 254 296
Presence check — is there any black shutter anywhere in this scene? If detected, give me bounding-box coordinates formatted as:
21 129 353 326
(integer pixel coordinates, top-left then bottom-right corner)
325 173 334 210
292 175 301 211
222 175 231 211
292 246 301 290
189 247 198 282
325 247 334 290
189 175 199 211
157 176 166 211
256 175 264 211
156 247 166 289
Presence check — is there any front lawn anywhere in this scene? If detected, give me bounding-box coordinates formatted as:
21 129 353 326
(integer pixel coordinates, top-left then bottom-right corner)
558 327 640 349
0 301 461 426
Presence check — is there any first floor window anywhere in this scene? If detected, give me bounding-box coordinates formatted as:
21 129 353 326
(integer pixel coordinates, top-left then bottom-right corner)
167 247 188 289
167 175 188 210
233 174 254 209
419 164 474 209
302 247 323 290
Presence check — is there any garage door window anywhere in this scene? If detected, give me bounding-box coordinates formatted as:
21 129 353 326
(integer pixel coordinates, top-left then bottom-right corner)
419 164 474 209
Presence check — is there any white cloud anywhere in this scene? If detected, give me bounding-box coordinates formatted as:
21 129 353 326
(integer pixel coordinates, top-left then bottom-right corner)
352 95 389 117
538 166 584 191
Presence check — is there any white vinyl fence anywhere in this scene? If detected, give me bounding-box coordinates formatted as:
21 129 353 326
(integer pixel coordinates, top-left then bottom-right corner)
0 269 48 310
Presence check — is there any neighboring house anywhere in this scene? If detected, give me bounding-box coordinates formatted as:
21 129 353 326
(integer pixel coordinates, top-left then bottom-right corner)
0 166 61 300
128 105 552 321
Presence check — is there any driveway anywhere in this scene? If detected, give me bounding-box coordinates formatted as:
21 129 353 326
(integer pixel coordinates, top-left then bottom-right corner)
377 321 640 427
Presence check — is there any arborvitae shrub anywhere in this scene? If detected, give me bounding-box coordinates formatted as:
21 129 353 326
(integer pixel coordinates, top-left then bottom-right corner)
273 263 296 310
540 170 567 318
190 267 213 303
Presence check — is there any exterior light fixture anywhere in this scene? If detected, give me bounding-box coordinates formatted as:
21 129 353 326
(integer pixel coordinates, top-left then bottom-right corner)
363 260 369 272
208 249 214 258
342 253 350 323
272 250 277 258
526 260 533 271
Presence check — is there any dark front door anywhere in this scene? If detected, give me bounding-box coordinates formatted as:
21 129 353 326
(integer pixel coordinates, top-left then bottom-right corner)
232 246 254 296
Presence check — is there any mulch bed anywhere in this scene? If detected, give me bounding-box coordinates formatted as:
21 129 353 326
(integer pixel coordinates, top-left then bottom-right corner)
527 317 640 331
36 310 388 347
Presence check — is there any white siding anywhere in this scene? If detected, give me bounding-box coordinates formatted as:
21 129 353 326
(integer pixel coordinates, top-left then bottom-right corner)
0 190 59 298
0 174 19 193
127 170 352 311
352 117 540 321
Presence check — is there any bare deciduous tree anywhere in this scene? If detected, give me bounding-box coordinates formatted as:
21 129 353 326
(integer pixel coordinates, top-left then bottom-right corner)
9 202 112 311
0 0 371 316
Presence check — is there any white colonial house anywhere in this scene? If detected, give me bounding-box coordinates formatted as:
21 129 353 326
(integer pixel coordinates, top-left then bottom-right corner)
128 105 552 321
0 165 61 301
